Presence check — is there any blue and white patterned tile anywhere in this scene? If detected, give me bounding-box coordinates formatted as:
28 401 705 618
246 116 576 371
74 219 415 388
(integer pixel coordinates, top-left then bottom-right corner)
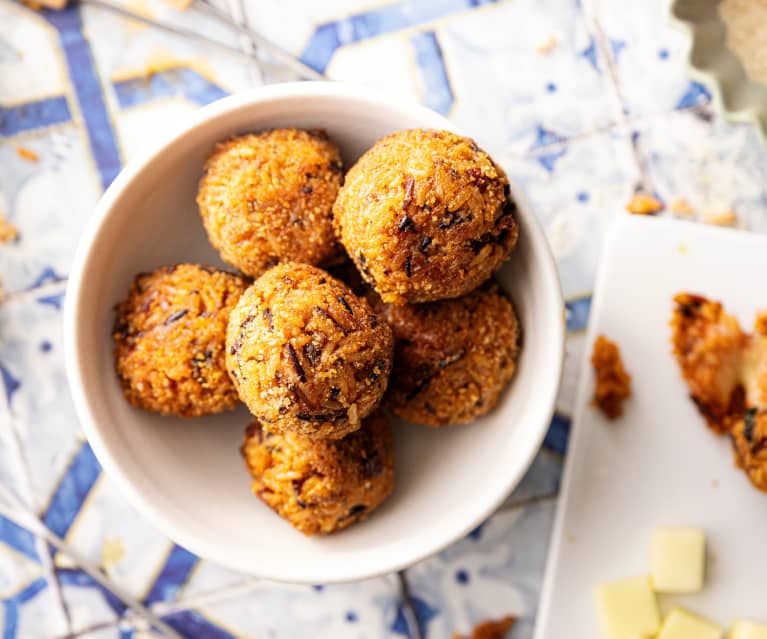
62 582 120 635
179 560 405 639
0 3 69 102
591 0 711 117
632 109 767 232
0 132 101 293
82 0 259 95
404 501 556 639
436 0 621 156
5 578 68 639
0 288 85 505
500 449 562 510
503 130 638 299
0 287 87 524
0 542 42 600
74 628 123 639
55 474 174 600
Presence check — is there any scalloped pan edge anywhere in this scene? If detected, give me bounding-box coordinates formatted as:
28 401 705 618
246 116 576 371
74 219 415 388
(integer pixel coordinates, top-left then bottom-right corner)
670 0 767 143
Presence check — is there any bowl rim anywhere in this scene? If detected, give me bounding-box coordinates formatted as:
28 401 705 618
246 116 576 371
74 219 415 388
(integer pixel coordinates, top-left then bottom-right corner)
63 81 565 583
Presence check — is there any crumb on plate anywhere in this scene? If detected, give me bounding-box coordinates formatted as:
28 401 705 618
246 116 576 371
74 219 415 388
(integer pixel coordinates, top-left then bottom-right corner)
453 616 516 639
670 197 694 217
0 213 18 244
591 334 632 419
626 193 663 216
703 209 737 227
535 36 558 54
15 146 38 162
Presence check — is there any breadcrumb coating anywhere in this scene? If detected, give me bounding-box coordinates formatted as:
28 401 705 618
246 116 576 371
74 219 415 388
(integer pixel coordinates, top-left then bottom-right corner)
591 335 632 420
453 616 516 639
197 128 343 277
333 129 518 304
226 263 393 439
730 408 767 492
113 264 248 417
375 282 520 427
241 412 394 535
670 293 748 432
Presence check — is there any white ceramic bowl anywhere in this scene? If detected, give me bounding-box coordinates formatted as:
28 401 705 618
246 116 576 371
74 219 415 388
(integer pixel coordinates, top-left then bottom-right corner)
64 82 564 583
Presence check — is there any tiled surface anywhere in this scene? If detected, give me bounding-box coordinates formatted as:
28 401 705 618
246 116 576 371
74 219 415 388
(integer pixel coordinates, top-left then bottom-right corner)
1 0 765 637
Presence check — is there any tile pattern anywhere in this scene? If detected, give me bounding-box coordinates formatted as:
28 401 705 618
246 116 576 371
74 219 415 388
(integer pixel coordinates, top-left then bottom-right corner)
1 0 765 637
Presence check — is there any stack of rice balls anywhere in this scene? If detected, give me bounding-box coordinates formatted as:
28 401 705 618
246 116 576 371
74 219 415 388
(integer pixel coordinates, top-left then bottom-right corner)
112 127 522 536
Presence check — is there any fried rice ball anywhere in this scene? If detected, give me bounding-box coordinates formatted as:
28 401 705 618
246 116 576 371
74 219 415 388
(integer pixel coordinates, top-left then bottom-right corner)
241 412 394 535
729 408 767 492
226 263 393 439
671 293 749 432
197 128 343 277
375 281 520 427
113 264 248 417
333 129 519 304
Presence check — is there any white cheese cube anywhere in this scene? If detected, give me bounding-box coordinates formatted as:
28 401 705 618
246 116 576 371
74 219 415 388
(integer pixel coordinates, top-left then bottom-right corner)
657 608 723 639
729 621 767 639
595 575 660 639
651 527 705 593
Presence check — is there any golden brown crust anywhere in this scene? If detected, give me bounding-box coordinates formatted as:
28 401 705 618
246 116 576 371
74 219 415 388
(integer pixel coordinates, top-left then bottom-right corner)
197 128 343 277
113 264 248 417
730 409 767 492
333 129 518 304
670 293 748 432
241 412 395 535
376 282 520 427
591 335 632 420
226 263 393 439
452 616 516 639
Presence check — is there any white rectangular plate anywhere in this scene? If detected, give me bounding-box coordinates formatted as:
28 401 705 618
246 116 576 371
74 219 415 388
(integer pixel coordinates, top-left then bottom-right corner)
535 215 767 637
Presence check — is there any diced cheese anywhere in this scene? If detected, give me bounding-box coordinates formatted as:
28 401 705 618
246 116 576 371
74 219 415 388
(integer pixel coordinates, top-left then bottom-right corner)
651 527 705 593
657 608 723 639
729 621 767 639
595 576 660 639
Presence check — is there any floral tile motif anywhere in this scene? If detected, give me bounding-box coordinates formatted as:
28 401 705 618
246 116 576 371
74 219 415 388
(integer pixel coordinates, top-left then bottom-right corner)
437 0 621 156
0 134 102 293
404 502 557 639
0 288 84 505
591 0 712 116
185 576 403 639
503 129 639 299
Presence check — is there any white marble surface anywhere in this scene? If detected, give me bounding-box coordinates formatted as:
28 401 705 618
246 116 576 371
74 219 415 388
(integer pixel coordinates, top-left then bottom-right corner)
1 0 764 637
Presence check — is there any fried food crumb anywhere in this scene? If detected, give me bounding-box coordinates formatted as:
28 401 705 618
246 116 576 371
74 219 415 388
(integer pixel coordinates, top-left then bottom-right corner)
162 0 192 9
730 408 767 492
0 214 18 244
626 193 663 216
703 209 737 227
670 293 748 432
15 146 39 162
755 311 767 337
591 335 632 419
535 35 558 54
670 197 694 217
453 616 516 639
